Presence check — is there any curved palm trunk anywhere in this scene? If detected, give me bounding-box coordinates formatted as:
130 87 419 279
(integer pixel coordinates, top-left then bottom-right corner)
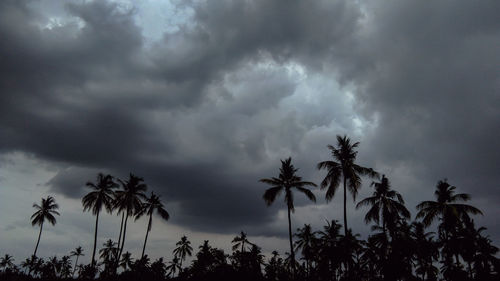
117 213 129 263
72 255 80 277
91 211 100 266
287 206 296 277
33 222 44 257
116 213 125 259
141 212 153 258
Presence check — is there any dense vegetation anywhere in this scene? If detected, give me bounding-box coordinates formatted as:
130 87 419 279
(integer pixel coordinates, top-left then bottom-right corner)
0 135 498 281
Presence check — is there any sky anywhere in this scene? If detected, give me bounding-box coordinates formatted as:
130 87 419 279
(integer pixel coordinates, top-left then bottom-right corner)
0 0 499 264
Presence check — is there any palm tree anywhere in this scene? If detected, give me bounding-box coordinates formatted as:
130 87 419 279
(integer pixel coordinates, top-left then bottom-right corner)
115 173 147 262
173 235 193 268
294 224 317 276
356 175 410 234
232 231 254 253
260 157 317 276
416 179 482 229
0 254 15 272
70 246 84 278
166 257 182 278
82 173 117 266
119 252 133 271
99 239 118 264
135 191 170 259
317 135 378 236
31 196 60 257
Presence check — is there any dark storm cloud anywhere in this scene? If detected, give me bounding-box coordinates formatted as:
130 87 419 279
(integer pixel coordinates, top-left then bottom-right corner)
1 0 499 242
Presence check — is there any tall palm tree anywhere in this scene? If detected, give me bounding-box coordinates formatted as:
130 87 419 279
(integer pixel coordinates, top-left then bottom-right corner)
70 246 84 278
416 179 482 229
115 173 147 262
135 191 170 258
82 173 117 266
232 231 254 253
317 135 378 236
31 196 60 257
260 157 317 276
356 175 410 234
173 235 193 268
294 224 317 276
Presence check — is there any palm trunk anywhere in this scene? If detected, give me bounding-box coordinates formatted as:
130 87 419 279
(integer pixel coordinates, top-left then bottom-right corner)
33 222 44 257
118 212 129 263
287 205 296 277
72 255 80 277
343 176 347 236
141 212 153 258
91 210 100 266
117 212 125 257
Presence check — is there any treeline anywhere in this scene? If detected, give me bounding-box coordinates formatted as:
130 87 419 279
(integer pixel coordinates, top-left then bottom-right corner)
0 135 498 281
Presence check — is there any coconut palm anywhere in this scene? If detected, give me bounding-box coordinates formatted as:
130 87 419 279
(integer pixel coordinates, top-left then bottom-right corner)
294 224 317 276
317 135 378 235
356 175 410 234
135 191 170 258
115 173 147 262
82 173 117 266
166 257 182 278
232 231 254 253
416 179 482 229
70 246 84 277
119 252 133 271
99 239 118 264
260 157 317 276
31 196 60 257
0 254 15 272
173 235 193 268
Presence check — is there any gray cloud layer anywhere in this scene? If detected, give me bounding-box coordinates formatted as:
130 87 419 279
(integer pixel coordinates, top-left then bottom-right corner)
1 0 499 242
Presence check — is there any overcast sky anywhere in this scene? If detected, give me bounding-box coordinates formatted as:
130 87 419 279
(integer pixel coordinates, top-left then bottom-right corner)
1 0 499 264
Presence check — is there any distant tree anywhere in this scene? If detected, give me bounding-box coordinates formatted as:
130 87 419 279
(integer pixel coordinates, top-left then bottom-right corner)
260 157 317 276
173 235 193 268
294 224 317 277
0 254 15 272
166 257 181 278
31 196 60 257
232 231 254 253
82 173 117 266
115 173 147 262
119 252 133 271
135 191 170 259
317 135 378 236
70 246 84 278
356 175 410 234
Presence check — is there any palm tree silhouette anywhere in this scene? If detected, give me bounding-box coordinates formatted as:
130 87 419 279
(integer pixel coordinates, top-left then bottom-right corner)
317 135 378 236
166 257 182 278
173 235 193 268
260 157 317 276
82 173 117 266
356 175 410 234
135 191 170 259
119 252 133 271
416 179 482 228
31 196 60 257
294 224 317 277
99 239 118 264
69 246 84 278
232 231 254 253
115 173 147 262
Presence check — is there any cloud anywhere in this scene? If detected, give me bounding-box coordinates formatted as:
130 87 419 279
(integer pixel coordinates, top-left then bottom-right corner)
0 0 499 247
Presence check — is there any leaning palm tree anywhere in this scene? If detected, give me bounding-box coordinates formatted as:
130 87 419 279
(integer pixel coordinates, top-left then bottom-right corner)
356 175 410 234
317 135 378 236
173 235 193 268
114 173 147 262
260 157 317 276
82 173 117 266
416 179 482 229
232 231 254 253
31 196 60 257
135 191 170 259
70 246 84 278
